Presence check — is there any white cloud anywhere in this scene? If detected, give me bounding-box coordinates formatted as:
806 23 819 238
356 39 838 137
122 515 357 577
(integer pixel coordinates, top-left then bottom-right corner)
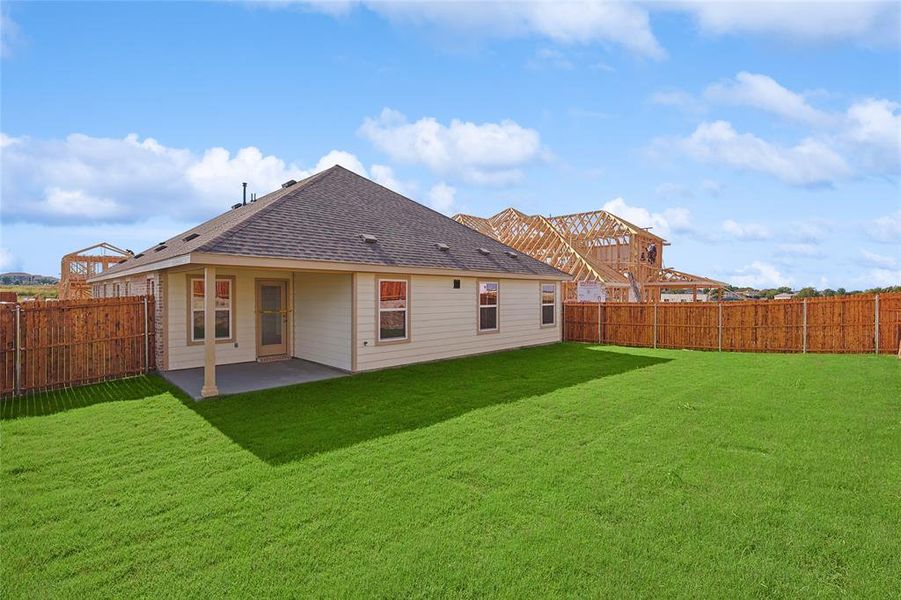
273 1 900 58
292 1 665 59
184 145 311 208
676 1 900 46
653 72 899 182
704 72 832 126
791 221 830 243
662 120 850 186
369 164 418 197
728 261 792 288
0 132 369 224
427 182 456 214
722 219 771 241
312 149 368 176
41 188 122 219
0 247 19 271
777 243 825 258
868 210 901 243
859 249 898 268
866 268 901 286
359 108 543 186
1 11 22 59
601 197 693 238
843 98 901 173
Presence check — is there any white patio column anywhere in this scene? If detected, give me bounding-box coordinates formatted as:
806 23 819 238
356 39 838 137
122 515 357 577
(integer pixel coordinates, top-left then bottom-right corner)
200 265 219 398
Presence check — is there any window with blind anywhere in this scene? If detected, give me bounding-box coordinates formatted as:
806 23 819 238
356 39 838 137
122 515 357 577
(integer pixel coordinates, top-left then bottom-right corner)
378 279 408 341
541 283 556 325
478 281 499 332
190 277 233 342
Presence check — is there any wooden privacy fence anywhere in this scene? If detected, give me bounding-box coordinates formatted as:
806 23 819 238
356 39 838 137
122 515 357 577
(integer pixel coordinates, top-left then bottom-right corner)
0 296 155 397
563 293 901 355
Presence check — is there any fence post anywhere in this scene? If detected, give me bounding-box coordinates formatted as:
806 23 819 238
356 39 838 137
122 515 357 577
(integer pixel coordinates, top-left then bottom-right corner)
143 295 150 372
596 302 601 344
802 298 808 354
874 294 879 354
653 303 658 349
14 303 21 396
718 302 723 352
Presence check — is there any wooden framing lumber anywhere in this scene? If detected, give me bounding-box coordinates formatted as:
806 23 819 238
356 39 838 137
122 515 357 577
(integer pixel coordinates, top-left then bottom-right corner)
453 207 724 303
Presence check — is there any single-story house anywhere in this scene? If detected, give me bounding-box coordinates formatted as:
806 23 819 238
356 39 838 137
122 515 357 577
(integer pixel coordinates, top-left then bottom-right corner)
89 166 570 397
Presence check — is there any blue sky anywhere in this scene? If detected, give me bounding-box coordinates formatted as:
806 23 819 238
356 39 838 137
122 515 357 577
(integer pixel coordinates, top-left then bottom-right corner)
1 1 899 289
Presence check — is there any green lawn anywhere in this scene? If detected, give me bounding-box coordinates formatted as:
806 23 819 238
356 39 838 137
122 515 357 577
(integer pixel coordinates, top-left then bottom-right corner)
2 344 899 598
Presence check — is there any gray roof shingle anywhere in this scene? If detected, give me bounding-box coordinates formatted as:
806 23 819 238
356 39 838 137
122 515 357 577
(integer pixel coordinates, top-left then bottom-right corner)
101 166 567 279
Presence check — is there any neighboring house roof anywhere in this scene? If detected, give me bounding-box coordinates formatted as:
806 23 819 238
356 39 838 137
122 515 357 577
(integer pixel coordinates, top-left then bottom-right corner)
95 166 568 280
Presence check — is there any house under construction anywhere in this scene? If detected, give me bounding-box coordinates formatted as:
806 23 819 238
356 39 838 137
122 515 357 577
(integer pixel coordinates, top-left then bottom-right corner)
453 208 724 302
59 243 132 300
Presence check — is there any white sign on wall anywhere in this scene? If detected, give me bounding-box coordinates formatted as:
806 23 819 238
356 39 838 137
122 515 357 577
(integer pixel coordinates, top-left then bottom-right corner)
577 281 606 303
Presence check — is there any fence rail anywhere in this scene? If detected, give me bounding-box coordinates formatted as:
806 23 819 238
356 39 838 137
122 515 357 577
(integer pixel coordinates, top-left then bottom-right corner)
563 293 901 355
0 296 155 397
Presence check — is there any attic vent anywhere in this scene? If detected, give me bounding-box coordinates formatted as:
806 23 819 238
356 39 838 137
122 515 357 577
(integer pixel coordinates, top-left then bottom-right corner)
477 248 491 255
504 250 518 258
133 253 145 259
360 234 378 244
183 233 200 242
281 179 297 189
154 245 168 252
435 243 450 251
231 203 242 210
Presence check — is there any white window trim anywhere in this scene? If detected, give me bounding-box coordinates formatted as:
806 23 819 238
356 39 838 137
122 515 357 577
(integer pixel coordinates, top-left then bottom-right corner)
541 282 556 326
478 280 499 333
377 278 409 342
190 277 233 343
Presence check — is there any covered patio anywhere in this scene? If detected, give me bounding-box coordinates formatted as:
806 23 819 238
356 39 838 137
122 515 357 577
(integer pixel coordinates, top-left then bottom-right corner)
163 358 348 400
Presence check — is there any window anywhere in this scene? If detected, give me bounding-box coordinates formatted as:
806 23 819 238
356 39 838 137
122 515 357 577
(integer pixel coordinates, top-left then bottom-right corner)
378 279 408 341
191 277 233 342
478 281 499 332
541 283 556 326
146 278 155 297
114 283 121 297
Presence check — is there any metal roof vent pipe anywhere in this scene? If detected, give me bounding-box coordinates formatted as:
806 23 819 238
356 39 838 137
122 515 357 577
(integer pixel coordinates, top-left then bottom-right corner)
242 182 247 206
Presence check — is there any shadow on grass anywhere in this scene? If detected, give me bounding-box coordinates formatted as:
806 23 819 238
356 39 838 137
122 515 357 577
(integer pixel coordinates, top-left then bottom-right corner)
187 344 671 465
0 375 179 420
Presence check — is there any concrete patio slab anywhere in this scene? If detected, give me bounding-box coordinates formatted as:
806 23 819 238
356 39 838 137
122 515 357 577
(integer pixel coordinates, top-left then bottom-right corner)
162 359 348 400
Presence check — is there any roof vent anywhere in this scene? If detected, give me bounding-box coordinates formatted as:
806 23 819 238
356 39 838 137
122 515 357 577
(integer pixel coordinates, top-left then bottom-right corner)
154 245 168 252
281 179 297 189
360 234 378 244
504 250 518 258
133 253 145 259
435 243 450 251
477 248 491 255
231 202 242 210
183 233 200 242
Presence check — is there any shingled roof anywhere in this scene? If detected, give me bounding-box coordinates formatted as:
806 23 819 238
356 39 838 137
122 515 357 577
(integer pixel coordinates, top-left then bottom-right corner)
99 166 568 279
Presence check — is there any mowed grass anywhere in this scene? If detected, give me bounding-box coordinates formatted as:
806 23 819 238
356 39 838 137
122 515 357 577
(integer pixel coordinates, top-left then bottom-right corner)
2 344 899 598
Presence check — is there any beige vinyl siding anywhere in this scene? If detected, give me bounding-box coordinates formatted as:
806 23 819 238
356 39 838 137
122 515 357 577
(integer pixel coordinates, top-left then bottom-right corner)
166 268 291 370
293 272 352 371
355 274 560 371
